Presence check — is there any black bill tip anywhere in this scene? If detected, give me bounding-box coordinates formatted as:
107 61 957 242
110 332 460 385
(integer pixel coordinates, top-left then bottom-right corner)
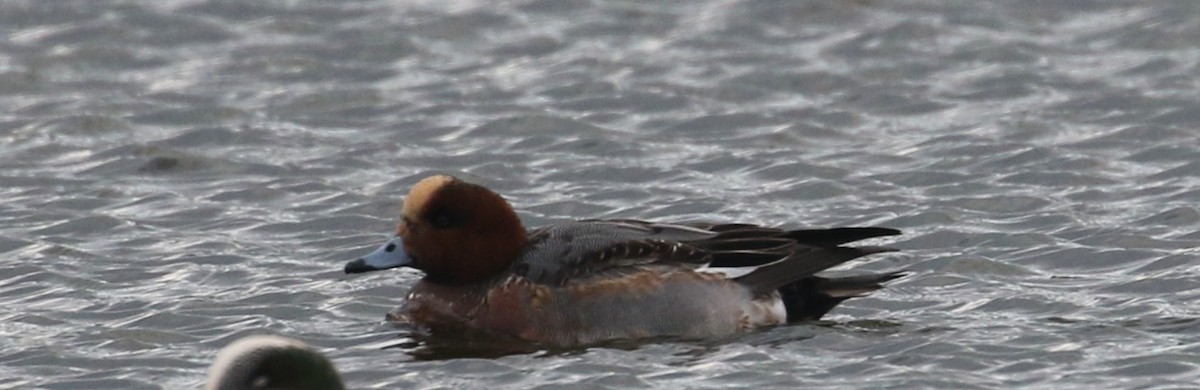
344 258 377 274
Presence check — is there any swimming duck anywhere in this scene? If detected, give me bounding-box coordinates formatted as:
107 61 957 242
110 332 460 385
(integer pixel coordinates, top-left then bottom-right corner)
206 335 344 390
345 175 903 347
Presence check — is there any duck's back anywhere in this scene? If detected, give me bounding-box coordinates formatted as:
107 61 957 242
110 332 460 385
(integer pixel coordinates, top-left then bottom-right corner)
514 220 721 284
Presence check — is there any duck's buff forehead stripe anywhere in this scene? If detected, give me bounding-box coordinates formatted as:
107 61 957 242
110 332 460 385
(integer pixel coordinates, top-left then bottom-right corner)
403 175 454 219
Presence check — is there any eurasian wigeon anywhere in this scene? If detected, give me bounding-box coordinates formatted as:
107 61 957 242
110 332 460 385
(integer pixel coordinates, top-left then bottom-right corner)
206 335 344 390
345 175 903 347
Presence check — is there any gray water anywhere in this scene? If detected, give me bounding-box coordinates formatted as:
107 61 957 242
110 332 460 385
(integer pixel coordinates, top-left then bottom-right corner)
2 0 1200 388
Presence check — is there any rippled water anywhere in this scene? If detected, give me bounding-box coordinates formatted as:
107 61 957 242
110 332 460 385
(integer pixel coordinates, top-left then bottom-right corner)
2 0 1200 388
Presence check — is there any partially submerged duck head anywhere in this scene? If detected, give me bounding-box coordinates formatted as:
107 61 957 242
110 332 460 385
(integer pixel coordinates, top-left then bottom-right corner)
206 335 344 390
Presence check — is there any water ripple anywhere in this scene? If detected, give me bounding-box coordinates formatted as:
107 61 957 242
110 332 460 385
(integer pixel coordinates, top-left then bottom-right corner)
2 0 1200 388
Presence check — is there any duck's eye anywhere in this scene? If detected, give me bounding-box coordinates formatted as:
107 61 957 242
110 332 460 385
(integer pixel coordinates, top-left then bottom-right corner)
429 213 455 229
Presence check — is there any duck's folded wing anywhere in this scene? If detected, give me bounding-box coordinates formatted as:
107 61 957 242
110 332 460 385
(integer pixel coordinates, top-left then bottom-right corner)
516 220 717 285
515 220 900 286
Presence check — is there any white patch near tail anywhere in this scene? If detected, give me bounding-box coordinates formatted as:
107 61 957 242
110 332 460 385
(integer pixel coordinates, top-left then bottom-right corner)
697 255 789 280
739 291 787 329
698 265 760 279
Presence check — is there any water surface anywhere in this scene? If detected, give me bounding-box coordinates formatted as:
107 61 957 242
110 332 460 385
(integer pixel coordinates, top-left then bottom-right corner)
2 1 1200 388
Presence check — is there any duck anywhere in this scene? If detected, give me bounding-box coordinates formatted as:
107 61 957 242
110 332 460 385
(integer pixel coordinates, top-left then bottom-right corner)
345 175 903 347
205 335 344 390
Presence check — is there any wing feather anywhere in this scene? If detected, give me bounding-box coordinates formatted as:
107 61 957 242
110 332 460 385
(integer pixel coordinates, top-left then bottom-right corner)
515 220 899 287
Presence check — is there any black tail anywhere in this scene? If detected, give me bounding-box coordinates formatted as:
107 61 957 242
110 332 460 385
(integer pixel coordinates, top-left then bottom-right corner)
779 271 906 322
731 226 900 295
726 226 903 321
734 245 897 296
781 227 901 247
